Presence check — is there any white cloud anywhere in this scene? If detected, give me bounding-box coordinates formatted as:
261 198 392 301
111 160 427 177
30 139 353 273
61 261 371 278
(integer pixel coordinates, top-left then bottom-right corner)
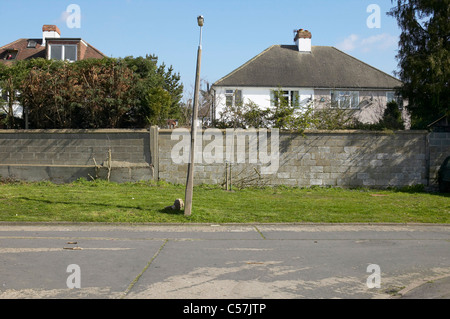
336 33 398 53
57 11 71 24
337 34 359 51
361 33 398 51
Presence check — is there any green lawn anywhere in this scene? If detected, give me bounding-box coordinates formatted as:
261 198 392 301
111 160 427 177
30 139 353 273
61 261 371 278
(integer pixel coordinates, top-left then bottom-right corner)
0 179 448 223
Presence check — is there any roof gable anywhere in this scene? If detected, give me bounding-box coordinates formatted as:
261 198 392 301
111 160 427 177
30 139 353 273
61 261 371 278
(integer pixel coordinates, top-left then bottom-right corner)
213 45 402 89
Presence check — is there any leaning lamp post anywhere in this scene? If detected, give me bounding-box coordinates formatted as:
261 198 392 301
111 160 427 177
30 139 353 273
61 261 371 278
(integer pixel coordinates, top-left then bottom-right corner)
184 15 204 216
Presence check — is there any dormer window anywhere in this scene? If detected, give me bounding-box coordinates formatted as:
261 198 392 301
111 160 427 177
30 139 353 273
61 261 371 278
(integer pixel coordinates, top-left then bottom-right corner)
1 50 18 60
48 44 77 62
27 40 37 48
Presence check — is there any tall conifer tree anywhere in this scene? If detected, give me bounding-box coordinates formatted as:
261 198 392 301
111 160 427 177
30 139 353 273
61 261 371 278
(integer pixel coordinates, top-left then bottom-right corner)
388 0 449 128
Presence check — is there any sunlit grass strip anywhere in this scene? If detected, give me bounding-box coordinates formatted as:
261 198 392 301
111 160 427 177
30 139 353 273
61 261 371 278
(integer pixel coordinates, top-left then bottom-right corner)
0 180 448 224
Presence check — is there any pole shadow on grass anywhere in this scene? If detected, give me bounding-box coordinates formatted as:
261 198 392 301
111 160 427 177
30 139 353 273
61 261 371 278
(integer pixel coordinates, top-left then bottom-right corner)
17 197 188 216
17 197 147 211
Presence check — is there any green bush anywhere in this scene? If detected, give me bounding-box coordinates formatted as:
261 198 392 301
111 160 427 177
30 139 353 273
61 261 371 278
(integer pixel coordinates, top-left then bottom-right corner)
0 55 183 129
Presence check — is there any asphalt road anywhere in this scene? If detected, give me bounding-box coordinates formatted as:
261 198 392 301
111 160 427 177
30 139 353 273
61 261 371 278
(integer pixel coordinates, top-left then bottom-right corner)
0 223 449 300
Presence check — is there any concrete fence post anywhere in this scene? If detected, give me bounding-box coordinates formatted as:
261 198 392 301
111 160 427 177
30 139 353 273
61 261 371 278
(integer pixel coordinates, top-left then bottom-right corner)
425 132 430 187
150 126 159 181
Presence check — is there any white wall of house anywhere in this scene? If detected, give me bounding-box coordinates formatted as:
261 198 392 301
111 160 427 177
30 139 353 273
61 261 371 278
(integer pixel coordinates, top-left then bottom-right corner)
214 86 409 128
214 86 314 116
214 87 269 115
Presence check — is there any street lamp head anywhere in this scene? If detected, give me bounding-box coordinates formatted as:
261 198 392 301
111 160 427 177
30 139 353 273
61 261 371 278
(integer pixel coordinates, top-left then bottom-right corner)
197 15 204 27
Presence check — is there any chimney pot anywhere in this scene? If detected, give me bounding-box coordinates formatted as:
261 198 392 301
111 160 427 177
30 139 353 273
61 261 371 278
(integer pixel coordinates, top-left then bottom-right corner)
42 25 61 34
294 29 312 41
294 28 312 53
42 25 61 46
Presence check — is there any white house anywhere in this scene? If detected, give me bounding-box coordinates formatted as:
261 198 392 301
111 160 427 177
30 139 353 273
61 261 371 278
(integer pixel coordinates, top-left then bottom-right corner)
211 29 407 127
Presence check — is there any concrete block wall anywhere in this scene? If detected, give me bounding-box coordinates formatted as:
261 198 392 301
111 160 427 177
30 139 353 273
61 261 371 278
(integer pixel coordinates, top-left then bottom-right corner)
428 132 450 187
158 129 432 188
275 131 428 187
158 130 226 185
0 128 447 188
0 129 155 183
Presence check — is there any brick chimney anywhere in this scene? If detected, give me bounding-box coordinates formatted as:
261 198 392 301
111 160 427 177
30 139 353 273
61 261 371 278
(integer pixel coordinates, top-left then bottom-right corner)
42 25 61 46
294 29 312 53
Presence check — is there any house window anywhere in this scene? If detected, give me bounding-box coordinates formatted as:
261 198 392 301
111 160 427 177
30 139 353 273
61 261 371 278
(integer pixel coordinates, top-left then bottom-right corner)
49 45 77 62
331 91 360 109
387 92 404 109
271 90 300 107
225 89 243 107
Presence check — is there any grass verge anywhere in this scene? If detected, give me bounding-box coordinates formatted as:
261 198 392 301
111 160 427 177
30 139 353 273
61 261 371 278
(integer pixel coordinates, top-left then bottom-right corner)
0 179 448 224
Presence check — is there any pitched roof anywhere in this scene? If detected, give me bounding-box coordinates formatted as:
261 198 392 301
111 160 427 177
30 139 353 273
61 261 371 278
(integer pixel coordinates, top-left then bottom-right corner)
0 37 106 65
0 38 46 64
213 45 402 89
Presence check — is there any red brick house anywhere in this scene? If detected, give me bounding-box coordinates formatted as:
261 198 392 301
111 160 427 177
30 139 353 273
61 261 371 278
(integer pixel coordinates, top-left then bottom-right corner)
0 24 106 65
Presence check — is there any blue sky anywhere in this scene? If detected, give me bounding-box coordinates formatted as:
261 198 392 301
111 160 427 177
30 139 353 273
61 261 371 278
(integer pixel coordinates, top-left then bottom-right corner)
1 0 402 98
